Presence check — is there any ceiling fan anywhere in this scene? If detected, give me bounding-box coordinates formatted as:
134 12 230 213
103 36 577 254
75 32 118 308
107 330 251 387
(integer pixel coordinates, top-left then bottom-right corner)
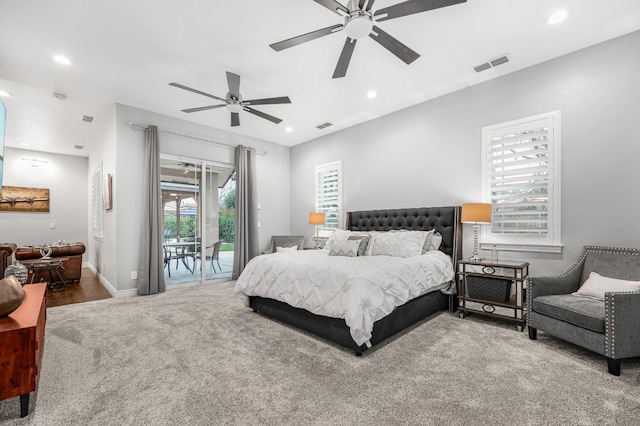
169 72 291 127
270 0 467 78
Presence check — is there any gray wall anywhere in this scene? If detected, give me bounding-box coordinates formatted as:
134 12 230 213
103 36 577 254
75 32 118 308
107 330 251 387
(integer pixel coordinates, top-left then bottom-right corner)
88 104 291 295
1 147 88 248
290 31 640 276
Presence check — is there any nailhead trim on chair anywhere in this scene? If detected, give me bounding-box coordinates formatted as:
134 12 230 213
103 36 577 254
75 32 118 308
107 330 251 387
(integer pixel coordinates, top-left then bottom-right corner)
605 292 613 358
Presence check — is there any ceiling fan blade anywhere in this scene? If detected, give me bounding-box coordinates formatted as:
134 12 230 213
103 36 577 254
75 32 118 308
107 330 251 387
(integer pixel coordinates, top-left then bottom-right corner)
169 82 226 102
374 0 466 22
243 96 291 106
181 105 226 113
359 0 375 11
369 26 420 64
270 24 343 51
231 112 240 127
333 37 357 78
313 0 349 15
226 72 241 100
243 107 283 124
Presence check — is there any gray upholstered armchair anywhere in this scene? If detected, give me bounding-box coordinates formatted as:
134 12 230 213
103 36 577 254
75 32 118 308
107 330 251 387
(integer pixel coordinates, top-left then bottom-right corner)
262 236 305 254
527 246 640 376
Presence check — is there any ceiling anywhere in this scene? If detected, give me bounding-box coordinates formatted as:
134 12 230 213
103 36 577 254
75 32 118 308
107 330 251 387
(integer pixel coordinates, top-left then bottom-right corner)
1 0 640 157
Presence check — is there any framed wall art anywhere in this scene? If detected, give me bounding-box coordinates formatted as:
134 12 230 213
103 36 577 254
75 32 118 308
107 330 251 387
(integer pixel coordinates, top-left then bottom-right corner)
0 186 50 212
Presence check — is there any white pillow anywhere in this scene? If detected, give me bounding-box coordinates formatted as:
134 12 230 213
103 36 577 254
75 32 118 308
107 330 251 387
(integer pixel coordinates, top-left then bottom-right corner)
369 231 427 258
328 239 360 257
275 246 298 253
573 272 640 300
323 229 352 251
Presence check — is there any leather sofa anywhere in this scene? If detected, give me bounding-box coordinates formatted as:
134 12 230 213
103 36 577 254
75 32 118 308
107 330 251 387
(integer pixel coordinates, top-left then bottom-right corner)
0 243 17 275
15 243 86 283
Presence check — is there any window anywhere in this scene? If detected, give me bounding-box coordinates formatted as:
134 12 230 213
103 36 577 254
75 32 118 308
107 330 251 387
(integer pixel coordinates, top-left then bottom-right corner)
315 160 342 236
481 111 562 253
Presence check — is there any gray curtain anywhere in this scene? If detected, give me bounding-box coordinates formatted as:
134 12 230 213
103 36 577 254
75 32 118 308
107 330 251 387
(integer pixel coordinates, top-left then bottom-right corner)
137 125 165 295
233 145 259 279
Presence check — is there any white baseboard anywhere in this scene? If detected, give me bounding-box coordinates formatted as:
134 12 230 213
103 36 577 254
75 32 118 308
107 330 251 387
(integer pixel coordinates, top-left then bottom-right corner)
86 263 137 298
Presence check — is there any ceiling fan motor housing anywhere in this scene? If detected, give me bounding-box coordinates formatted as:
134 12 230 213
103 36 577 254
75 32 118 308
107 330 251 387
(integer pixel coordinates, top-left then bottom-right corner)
345 10 374 39
225 92 244 113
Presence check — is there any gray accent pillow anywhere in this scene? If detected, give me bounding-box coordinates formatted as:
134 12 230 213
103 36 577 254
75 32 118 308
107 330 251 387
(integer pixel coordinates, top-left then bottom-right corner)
348 235 371 256
329 240 360 257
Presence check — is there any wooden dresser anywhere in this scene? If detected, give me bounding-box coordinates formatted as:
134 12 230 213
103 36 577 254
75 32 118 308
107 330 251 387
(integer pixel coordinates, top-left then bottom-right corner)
0 283 46 418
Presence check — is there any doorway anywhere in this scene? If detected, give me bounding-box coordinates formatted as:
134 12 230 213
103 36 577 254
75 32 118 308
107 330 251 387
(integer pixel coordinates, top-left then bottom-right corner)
160 156 235 285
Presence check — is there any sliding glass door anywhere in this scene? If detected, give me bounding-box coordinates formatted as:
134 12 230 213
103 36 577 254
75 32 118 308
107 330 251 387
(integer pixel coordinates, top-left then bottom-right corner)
160 156 234 285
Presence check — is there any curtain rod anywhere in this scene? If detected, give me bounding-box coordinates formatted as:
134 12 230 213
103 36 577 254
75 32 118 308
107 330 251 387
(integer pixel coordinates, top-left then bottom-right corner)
126 121 268 156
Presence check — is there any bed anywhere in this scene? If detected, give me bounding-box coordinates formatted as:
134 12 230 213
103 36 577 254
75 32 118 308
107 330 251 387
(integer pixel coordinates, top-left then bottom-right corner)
235 206 462 355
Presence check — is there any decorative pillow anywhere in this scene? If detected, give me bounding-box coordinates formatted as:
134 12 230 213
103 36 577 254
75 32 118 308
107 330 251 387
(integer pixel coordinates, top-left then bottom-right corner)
348 235 371 256
420 230 436 254
573 272 640 300
329 240 360 257
428 232 443 251
323 229 352 251
369 231 427 258
275 246 298 253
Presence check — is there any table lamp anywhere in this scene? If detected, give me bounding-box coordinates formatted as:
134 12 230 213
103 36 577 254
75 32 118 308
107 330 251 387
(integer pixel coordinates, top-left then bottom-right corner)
309 212 326 249
461 203 492 262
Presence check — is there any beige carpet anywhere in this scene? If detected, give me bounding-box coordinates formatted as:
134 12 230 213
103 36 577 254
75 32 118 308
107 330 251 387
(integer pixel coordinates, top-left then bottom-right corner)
1 280 639 425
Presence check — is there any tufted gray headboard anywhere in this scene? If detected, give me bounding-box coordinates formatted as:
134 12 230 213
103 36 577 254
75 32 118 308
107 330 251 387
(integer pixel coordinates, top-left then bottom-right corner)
347 206 462 266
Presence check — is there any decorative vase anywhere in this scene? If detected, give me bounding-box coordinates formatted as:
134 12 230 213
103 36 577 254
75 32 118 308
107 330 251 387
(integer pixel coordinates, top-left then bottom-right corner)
4 262 29 285
0 275 25 317
40 243 52 259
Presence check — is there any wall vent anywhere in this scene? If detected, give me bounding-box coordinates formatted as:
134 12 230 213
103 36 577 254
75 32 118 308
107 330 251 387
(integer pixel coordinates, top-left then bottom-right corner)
316 122 333 129
81 115 95 123
474 54 510 73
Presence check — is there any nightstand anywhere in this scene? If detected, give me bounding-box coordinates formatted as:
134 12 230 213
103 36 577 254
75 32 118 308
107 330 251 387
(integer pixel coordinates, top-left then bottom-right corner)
456 259 529 331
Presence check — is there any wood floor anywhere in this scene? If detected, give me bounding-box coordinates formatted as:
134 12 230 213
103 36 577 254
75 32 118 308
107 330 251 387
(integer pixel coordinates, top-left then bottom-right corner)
45 267 112 308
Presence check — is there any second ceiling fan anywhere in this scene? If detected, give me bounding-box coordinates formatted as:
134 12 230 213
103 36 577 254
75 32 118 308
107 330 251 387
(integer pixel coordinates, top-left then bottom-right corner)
170 71 291 127
270 0 467 78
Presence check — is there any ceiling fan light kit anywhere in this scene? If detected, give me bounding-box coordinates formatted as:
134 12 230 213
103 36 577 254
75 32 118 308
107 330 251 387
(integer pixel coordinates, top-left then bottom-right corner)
270 0 468 78
345 10 374 39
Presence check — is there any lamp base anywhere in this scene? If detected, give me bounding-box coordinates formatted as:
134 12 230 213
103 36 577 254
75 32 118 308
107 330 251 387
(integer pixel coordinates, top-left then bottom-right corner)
469 224 482 262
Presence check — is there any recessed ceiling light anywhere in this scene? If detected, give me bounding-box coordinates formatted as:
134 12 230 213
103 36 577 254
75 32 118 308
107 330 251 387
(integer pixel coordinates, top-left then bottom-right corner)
0 90 11 97
546 9 570 25
53 55 71 65
366 90 377 99
19 142 30 146
285 127 293 133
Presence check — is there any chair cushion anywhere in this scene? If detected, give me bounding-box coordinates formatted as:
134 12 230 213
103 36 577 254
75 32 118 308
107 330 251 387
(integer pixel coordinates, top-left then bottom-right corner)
532 294 605 333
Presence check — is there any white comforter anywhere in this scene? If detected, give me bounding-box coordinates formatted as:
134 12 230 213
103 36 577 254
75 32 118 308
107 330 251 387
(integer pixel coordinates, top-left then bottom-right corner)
234 250 454 347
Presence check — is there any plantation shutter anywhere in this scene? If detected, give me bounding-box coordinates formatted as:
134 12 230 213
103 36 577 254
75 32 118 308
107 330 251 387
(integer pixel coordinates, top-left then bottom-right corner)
488 118 551 234
481 111 561 252
315 161 342 233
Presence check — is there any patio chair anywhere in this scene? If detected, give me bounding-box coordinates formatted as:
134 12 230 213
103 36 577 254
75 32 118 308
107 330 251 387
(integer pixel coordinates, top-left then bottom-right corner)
193 241 223 273
163 246 172 277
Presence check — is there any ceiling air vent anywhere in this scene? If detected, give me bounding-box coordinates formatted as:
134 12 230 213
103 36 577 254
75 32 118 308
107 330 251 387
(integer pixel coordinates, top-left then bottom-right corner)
81 115 94 123
74 145 84 150
316 122 333 130
474 54 510 73
473 62 491 73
